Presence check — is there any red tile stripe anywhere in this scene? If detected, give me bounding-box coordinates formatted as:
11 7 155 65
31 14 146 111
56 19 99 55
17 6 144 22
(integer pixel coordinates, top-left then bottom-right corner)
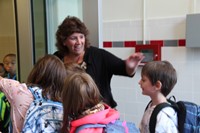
124 41 136 47
103 42 112 47
103 39 185 47
178 39 186 46
150 40 164 47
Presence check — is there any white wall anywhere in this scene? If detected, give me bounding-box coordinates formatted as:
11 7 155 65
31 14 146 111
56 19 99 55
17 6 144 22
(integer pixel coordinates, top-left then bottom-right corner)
102 0 199 21
103 17 186 41
105 47 200 127
102 0 198 42
102 0 200 128
102 0 143 21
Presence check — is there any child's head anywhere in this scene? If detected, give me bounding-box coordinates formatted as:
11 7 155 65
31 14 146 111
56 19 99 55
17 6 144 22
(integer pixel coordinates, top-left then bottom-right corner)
140 60 177 97
27 55 67 101
3 53 16 76
64 62 85 76
61 72 102 132
0 63 6 77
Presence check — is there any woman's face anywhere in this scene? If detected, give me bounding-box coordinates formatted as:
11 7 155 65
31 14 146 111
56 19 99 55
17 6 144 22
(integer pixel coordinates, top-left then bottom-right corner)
64 33 85 56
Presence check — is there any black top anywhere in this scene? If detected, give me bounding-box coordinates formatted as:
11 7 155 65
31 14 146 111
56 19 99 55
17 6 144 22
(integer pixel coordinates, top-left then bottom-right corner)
54 46 131 108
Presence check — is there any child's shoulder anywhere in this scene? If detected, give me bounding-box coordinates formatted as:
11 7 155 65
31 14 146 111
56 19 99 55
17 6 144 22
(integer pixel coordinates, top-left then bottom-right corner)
158 106 177 118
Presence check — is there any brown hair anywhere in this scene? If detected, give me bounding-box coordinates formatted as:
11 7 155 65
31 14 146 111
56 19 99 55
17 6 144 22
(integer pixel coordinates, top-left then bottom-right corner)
56 16 90 56
27 55 67 101
141 60 177 96
61 72 102 133
64 62 85 76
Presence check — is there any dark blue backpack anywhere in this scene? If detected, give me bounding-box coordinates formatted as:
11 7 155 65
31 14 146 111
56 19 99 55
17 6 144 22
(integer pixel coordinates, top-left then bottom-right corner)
148 97 200 133
75 119 140 133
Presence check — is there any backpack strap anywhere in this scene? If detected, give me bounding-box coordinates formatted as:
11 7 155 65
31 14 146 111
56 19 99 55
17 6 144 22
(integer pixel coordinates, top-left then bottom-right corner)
28 86 43 100
75 124 105 133
176 101 187 133
149 102 172 133
145 101 152 111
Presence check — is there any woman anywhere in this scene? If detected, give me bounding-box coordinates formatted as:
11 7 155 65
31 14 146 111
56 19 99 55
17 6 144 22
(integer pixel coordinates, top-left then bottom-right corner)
54 16 144 108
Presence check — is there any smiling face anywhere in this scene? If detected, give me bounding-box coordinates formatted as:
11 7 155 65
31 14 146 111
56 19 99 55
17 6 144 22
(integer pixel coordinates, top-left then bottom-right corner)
64 33 85 56
139 75 156 97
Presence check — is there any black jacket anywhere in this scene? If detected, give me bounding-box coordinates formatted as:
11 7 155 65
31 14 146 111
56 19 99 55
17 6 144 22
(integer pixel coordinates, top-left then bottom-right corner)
54 46 130 108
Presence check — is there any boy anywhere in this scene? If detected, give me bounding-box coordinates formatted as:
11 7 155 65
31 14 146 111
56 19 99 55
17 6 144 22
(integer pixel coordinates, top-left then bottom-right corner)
139 61 178 133
3 53 17 80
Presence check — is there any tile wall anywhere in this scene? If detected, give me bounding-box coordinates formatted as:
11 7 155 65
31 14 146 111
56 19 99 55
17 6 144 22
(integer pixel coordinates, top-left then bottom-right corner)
102 16 200 127
105 47 200 127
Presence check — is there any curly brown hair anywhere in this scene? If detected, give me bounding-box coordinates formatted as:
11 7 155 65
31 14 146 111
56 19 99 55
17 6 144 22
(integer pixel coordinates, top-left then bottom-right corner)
56 16 90 56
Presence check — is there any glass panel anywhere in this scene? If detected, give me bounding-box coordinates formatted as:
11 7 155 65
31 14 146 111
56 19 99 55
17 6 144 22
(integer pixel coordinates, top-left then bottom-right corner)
31 0 83 57
46 0 83 54
0 0 18 80
31 0 47 62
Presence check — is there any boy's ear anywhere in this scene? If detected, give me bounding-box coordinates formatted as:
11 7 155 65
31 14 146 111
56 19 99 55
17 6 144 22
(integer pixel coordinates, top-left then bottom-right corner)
155 80 162 91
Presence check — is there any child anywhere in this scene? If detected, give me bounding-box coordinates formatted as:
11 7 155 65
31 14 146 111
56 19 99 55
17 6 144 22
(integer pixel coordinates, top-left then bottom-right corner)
3 53 17 80
0 63 6 77
139 61 178 133
61 72 120 133
0 55 67 133
22 62 86 133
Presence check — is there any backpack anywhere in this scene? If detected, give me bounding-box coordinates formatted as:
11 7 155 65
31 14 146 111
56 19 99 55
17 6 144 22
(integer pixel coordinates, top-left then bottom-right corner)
147 97 200 133
75 119 140 133
0 91 10 133
22 86 63 133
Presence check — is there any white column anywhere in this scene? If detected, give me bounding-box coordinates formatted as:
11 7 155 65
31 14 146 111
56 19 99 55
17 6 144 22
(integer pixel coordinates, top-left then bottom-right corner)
82 0 102 48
